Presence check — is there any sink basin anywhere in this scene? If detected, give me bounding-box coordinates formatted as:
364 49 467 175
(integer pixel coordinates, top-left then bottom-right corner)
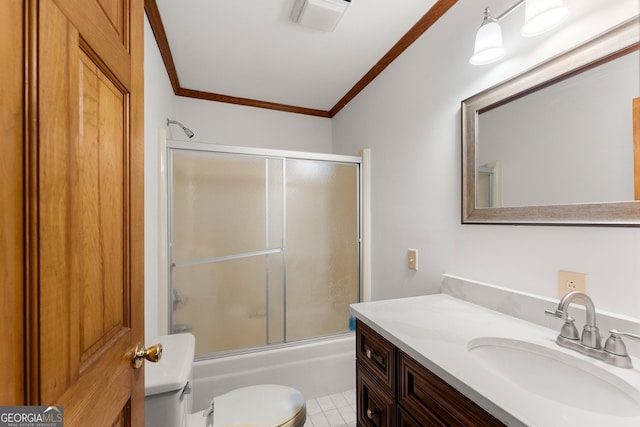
468 337 640 416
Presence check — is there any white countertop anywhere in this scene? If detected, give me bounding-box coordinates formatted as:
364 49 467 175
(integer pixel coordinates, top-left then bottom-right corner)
350 294 640 426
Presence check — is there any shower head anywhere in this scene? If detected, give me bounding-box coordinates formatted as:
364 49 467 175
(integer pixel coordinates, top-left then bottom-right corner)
167 118 195 138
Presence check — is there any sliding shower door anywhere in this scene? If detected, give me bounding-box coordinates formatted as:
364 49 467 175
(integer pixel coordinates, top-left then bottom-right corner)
168 144 360 357
285 159 359 341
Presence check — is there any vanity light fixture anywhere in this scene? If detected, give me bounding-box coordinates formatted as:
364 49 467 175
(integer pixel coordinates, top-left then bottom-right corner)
470 0 569 66
470 8 505 66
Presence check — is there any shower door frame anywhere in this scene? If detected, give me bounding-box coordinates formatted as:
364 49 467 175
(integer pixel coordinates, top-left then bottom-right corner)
165 140 363 354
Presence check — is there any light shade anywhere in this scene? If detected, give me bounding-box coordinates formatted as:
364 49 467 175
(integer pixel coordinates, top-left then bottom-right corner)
520 0 569 37
291 0 350 32
470 13 505 66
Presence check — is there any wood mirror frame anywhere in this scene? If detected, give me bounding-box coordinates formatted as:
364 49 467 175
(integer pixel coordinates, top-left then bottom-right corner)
462 18 640 226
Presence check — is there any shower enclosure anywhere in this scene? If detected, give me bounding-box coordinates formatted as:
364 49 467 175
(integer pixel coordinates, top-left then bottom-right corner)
167 141 361 357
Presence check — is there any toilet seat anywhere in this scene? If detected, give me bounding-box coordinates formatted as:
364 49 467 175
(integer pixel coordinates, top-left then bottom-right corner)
188 385 306 427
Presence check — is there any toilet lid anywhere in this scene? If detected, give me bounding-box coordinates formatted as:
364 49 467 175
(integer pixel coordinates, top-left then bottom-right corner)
212 385 305 427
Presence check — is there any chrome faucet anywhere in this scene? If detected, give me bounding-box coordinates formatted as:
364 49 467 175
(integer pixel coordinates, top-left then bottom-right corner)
545 291 637 368
545 291 601 349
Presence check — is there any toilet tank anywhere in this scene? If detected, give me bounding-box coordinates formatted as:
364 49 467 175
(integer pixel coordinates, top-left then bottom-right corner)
145 333 196 427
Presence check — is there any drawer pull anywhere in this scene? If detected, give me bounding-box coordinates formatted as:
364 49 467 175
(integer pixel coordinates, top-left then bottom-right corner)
365 348 375 359
366 408 378 420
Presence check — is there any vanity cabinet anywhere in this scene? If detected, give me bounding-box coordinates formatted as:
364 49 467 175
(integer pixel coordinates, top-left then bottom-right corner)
356 320 505 427
356 319 396 426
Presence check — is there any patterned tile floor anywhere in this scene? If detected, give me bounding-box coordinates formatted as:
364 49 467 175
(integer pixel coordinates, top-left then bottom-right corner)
304 389 357 427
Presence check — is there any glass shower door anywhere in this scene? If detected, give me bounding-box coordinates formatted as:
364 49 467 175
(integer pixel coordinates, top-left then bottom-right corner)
169 147 359 357
285 159 359 341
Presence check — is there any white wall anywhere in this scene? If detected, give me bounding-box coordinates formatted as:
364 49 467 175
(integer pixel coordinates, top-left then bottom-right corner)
172 97 332 153
332 0 640 317
144 15 175 341
144 18 333 341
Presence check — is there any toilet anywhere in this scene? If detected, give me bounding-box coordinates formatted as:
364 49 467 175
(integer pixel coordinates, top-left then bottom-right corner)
144 333 307 427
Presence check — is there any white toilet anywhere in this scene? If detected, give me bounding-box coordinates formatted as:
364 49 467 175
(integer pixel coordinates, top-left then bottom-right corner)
144 333 307 427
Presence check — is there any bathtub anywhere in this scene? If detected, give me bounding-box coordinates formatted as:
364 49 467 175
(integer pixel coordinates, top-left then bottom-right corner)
189 333 355 411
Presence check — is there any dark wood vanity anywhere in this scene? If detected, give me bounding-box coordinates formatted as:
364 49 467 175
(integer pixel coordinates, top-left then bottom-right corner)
356 320 505 426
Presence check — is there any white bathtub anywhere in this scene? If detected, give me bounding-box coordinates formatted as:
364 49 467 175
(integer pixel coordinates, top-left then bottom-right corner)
190 333 356 411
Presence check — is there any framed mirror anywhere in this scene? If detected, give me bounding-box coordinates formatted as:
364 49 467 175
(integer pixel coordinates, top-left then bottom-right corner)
462 18 640 226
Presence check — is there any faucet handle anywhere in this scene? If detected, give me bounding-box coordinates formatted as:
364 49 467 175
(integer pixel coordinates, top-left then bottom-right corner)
610 329 640 341
545 309 580 340
560 318 580 340
604 329 640 356
545 308 567 319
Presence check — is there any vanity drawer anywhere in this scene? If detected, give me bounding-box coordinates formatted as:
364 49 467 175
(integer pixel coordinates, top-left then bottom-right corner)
356 320 396 395
357 361 396 427
398 351 504 427
397 405 445 427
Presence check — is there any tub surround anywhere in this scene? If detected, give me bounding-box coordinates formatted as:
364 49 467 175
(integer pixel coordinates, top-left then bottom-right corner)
190 335 355 412
349 275 640 426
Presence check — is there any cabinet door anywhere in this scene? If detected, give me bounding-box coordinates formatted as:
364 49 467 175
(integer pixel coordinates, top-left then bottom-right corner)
357 363 395 427
399 352 504 427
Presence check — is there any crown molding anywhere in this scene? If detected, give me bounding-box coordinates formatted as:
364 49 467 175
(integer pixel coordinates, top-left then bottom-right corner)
144 0 457 118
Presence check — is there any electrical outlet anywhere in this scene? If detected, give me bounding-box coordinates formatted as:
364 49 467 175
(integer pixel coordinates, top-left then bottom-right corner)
557 270 587 299
408 249 418 271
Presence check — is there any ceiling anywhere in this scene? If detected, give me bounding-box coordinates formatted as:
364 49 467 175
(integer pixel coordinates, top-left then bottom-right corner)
147 0 454 117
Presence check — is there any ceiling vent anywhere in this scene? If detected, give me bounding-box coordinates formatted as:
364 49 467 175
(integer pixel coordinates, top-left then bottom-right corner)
291 0 351 32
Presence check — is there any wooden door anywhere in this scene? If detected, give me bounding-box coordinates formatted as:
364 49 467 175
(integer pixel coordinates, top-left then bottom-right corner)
25 0 145 425
1 0 25 406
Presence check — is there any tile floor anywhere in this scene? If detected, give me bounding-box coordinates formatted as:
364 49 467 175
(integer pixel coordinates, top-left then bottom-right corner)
304 389 357 427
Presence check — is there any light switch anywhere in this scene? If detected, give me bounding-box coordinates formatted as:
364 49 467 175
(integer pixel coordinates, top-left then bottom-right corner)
408 249 418 271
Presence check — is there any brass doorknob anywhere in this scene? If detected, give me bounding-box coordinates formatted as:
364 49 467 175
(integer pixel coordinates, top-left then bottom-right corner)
132 343 162 369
